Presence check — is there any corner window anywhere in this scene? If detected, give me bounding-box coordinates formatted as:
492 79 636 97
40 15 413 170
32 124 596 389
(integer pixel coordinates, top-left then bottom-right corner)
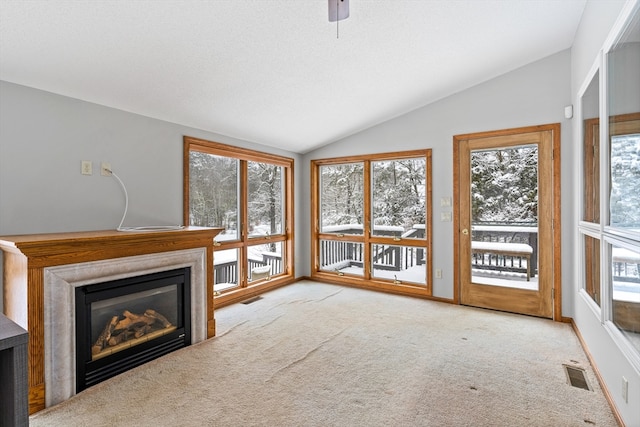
578 3 640 366
184 137 294 304
311 150 432 294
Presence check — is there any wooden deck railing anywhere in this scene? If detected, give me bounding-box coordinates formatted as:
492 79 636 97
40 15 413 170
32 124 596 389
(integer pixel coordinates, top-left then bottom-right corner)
472 223 538 277
319 240 424 272
214 252 283 285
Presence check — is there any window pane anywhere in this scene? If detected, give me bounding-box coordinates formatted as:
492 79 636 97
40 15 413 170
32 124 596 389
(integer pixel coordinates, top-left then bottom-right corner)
470 146 538 290
214 249 239 293
584 235 601 306
320 163 364 235
609 133 640 231
189 151 239 241
371 244 426 285
372 158 426 238
611 244 640 353
319 240 364 276
582 71 600 223
608 10 640 233
248 162 283 238
248 242 283 281
471 146 538 224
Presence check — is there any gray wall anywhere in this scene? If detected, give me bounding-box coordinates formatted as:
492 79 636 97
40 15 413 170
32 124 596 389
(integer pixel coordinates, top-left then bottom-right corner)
303 49 573 305
571 1 640 426
0 81 304 311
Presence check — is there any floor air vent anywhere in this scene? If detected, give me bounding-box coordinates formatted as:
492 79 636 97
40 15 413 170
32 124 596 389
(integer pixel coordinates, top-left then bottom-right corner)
563 365 591 391
242 296 263 305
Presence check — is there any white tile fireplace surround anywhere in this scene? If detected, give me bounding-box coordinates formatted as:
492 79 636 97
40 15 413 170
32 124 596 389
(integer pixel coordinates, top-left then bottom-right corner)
43 248 207 407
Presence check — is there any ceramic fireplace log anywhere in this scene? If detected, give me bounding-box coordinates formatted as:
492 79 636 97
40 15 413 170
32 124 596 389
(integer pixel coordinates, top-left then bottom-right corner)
102 309 173 347
91 316 119 355
144 309 172 328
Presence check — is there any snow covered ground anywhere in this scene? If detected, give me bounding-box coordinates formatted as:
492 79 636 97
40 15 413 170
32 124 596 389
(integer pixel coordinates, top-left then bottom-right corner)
330 264 427 285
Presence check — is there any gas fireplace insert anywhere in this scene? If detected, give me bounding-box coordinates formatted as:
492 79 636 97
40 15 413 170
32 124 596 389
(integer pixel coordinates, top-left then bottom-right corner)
75 267 191 392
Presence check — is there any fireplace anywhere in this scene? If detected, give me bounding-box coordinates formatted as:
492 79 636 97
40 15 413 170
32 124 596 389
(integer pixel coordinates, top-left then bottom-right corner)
42 248 210 407
74 267 191 392
0 227 222 413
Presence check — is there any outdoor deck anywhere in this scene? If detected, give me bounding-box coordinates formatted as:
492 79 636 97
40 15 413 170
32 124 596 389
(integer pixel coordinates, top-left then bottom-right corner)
212 223 640 299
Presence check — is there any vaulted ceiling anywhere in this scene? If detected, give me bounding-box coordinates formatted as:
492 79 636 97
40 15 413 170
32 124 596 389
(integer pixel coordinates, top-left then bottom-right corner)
0 0 586 153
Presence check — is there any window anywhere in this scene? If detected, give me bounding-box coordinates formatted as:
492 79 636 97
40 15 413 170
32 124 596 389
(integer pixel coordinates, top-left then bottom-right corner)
311 150 432 294
320 163 364 236
578 3 640 367
605 6 640 362
184 137 294 305
610 242 640 353
582 71 600 224
583 234 601 306
608 127 640 232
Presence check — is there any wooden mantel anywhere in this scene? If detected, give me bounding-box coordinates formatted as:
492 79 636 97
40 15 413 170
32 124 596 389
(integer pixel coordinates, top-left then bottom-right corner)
0 226 222 414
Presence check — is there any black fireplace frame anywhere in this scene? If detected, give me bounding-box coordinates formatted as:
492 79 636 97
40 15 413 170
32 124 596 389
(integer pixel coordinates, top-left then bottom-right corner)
75 267 191 392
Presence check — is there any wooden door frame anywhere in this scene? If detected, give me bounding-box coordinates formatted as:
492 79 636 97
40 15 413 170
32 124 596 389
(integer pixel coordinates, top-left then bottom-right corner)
453 123 562 321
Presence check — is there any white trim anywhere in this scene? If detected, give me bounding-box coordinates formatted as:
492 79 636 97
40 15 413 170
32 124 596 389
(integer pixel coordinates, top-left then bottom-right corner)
603 320 640 375
579 288 603 324
602 0 640 55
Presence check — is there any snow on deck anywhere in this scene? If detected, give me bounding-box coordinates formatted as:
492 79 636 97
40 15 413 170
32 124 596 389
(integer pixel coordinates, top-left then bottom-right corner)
613 247 640 263
472 241 533 254
473 225 537 233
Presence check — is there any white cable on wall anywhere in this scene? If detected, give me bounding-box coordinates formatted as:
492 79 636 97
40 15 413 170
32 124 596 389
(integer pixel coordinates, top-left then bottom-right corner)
108 169 184 232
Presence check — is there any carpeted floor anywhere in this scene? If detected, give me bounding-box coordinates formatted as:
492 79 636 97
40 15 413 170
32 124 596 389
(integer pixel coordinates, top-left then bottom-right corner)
30 281 618 426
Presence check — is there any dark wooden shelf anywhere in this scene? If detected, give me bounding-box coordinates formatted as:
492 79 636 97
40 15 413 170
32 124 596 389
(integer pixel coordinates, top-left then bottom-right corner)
0 313 29 426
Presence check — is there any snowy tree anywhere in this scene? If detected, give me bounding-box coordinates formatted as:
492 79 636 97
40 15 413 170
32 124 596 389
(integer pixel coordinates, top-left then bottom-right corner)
248 162 282 237
320 163 364 226
319 159 426 235
471 146 538 224
610 134 640 227
248 162 283 251
372 159 426 230
189 153 284 249
189 151 238 231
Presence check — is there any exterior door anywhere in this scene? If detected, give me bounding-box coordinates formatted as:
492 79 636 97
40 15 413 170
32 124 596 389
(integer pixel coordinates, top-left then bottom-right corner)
454 124 560 319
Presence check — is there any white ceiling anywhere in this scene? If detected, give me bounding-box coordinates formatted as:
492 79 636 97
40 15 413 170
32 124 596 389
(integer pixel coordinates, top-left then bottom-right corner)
0 0 586 154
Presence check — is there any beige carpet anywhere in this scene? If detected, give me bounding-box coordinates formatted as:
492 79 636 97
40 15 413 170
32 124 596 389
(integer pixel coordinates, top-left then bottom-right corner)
30 281 618 426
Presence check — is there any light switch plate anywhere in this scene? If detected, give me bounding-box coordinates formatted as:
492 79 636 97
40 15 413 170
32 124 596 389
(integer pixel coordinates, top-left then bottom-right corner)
81 160 92 175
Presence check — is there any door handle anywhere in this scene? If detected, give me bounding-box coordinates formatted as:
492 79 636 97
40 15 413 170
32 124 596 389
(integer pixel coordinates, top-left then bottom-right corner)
462 228 469 235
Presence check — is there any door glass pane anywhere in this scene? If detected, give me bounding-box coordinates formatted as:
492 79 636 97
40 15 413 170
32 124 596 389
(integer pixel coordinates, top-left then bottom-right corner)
320 163 364 235
371 244 426 285
470 145 538 290
611 244 640 353
372 158 426 239
248 242 283 281
248 162 283 238
582 71 600 223
319 240 364 276
189 151 239 242
214 248 239 293
584 235 601 306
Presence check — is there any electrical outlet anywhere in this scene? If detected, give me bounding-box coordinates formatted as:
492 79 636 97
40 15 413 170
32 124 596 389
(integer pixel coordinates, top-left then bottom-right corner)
101 162 112 176
441 212 452 222
622 376 628 403
440 197 451 207
81 160 92 175
435 269 442 279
